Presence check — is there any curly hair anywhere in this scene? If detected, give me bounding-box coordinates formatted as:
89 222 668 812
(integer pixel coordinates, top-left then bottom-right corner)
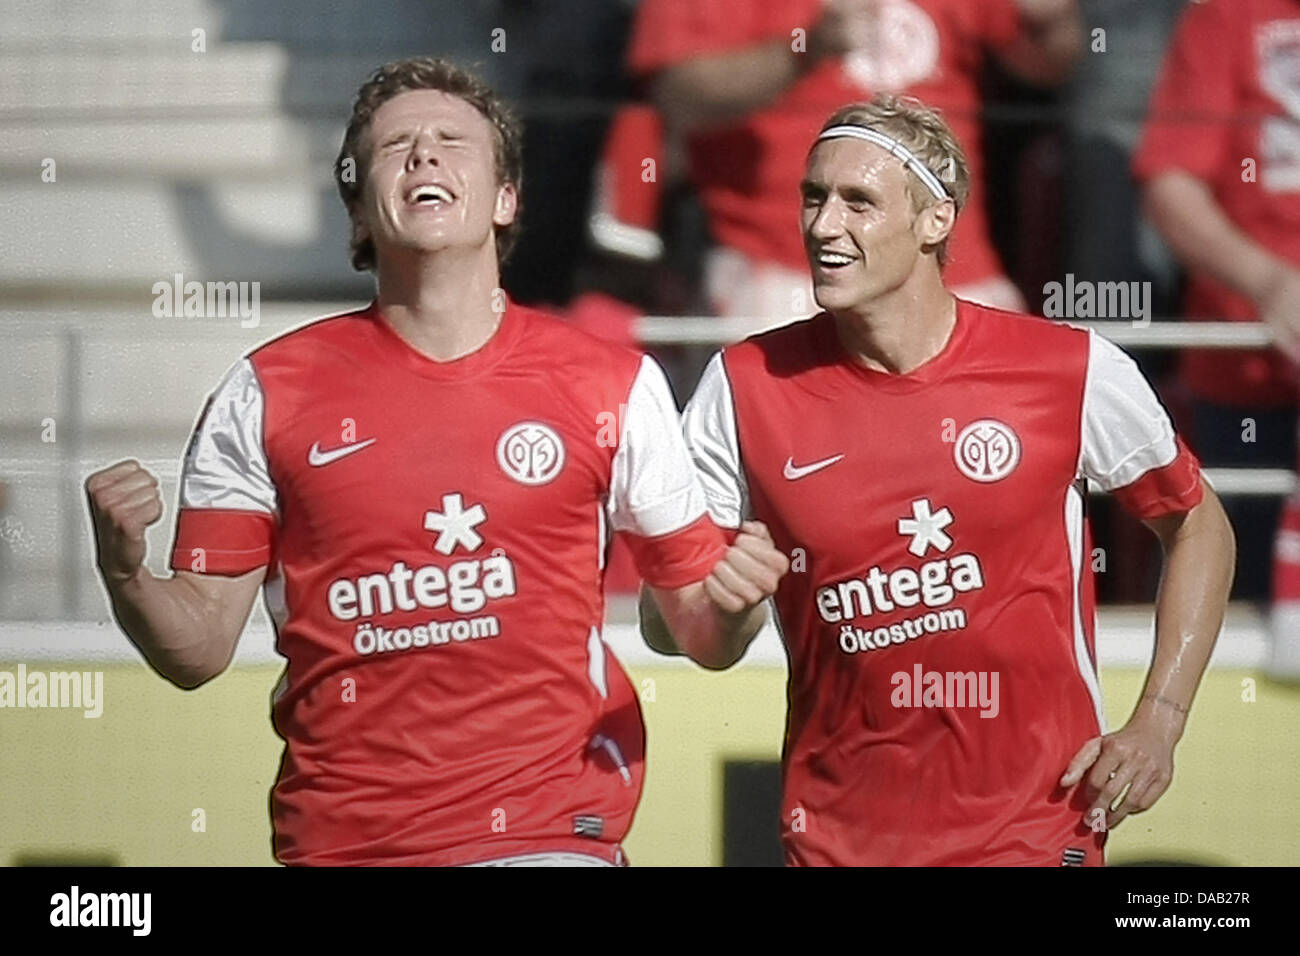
334 57 524 272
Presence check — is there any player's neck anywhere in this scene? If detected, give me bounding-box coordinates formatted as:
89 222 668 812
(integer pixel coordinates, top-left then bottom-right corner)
375 244 504 362
832 275 956 376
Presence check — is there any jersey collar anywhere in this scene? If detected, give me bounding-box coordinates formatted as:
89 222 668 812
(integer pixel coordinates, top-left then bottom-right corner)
365 294 526 381
817 297 974 393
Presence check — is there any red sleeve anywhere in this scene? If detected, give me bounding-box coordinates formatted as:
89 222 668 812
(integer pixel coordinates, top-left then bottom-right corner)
1132 0 1235 184
170 507 274 574
1109 436 1205 520
627 0 816 76
591 105 664 237
621 512 727 589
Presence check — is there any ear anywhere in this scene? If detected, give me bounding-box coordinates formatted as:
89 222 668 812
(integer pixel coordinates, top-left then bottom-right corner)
493 182 519 228
348 202 371 249
915 198 956 250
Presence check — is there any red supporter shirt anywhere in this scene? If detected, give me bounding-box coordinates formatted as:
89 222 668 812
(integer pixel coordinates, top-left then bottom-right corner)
628 0 1022 286
683 300 1203 866
590 106 668 260
169 298 726 866
1134 0 1300 408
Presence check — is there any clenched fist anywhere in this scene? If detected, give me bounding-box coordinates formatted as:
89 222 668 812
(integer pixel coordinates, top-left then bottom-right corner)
85 459 163 584
704 520 790 614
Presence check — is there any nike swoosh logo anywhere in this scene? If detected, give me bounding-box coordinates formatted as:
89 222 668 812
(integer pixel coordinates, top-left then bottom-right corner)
307 438 376 467
783 454 844 480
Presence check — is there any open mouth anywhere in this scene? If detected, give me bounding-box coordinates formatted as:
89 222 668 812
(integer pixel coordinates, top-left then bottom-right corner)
814 250 857 271
405 183 455 208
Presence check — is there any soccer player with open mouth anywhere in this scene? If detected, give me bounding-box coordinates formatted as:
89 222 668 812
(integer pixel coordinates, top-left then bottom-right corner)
83 57 786 867
642 94 1236 866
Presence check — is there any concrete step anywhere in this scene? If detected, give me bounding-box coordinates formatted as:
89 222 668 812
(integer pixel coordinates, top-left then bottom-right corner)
1 0 507 54
3 48 386 113
1 181 372 291
0 116 333 177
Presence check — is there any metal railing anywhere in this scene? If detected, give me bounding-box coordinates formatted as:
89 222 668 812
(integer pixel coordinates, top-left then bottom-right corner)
0 313 1292 619
636 317 1279 349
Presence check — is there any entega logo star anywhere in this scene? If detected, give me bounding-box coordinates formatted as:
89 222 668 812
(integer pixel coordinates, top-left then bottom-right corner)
898 498 953 557
423 493 487 555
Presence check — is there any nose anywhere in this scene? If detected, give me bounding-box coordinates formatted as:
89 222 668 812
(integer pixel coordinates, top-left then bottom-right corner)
805 197 845 243
406 133 441 171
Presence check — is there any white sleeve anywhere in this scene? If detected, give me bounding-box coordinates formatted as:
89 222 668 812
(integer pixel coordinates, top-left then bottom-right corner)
607 354 710 536
1078 331 1181 491
681 351 749 531
180 357 277 516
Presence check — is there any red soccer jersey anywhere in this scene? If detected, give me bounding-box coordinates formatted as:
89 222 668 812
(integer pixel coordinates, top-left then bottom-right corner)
628 0 1021 286
1133 0 1300 407
169 297 726 866
682 299 1203 866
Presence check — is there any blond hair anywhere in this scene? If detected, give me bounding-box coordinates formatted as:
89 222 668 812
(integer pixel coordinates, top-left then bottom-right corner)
815 95 970 265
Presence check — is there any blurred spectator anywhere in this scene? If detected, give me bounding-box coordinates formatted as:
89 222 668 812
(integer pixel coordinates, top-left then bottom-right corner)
586 104 718 393
1061 0 1186 604
624 0 1084 334
589 106 671 269
501 0 639 305
1133 0 1300 623
1065 0 1186 321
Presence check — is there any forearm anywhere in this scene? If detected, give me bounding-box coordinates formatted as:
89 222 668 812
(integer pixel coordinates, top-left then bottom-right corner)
104 568 231 688
639 585 683 656
1144 172 1286 302
651 39 812 132
1134 499 1235 738
640 584 766 670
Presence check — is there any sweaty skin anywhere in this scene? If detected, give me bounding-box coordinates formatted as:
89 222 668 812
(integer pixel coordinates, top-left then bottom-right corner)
1062 490 1234 830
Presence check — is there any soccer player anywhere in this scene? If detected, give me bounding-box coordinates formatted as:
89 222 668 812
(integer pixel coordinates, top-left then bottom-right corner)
625 0 1083 329
641 95 1236 865
84 57 783 867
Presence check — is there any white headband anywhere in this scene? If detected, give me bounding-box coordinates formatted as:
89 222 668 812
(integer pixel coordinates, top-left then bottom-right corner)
816 124 950 201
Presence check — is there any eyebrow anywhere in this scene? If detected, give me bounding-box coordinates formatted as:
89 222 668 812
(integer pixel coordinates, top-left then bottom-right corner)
377 126 469 147
799 180 877 202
